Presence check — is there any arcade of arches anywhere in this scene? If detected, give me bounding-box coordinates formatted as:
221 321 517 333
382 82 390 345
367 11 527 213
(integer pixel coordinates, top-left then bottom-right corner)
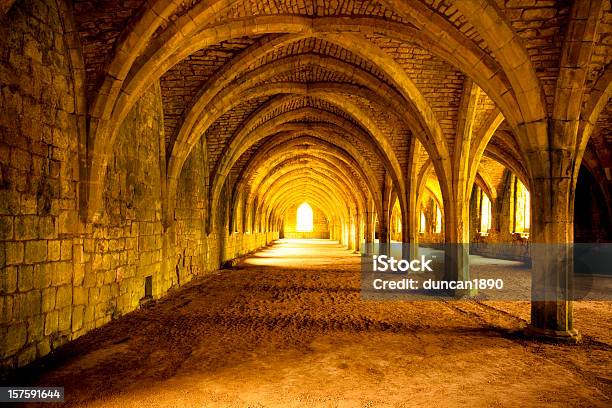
0 0 611 405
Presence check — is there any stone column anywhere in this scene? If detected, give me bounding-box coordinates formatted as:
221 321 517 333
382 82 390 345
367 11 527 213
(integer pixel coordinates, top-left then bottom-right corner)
526 147 579 342
442 78 478 294
354 212 362 253
364 210 374 255
443 198 472 294
402 182 420 261
348 212 356 252
378 210 391 256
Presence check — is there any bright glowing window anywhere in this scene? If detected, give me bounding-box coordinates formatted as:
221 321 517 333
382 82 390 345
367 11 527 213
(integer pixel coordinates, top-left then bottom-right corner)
419 210 426 233
296 202 313 232
514 179 530 234
435 205 442 233
480 192 492 233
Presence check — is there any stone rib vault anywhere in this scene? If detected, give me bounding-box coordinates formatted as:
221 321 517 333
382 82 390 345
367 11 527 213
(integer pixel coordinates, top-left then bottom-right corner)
0 0 610 373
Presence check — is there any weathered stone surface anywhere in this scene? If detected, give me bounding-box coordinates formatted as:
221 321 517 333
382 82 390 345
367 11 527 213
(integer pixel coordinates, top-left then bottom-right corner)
1 323 26 358
17 265 34 291
24 240 47 264
0 0 609 371
6 242 24 265
44 310 58 336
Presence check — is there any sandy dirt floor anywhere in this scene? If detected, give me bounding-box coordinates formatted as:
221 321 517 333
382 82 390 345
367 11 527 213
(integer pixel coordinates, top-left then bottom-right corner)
10 239 612 407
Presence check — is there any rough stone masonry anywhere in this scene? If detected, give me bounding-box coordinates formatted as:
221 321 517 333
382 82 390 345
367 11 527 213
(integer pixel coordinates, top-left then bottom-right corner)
0 0 610 371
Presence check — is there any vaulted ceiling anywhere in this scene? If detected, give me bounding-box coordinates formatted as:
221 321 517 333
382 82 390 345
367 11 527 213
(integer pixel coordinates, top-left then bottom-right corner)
68 0 611 230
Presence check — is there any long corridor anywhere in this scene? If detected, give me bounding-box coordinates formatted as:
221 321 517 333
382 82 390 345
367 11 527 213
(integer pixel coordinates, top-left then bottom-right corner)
14 240 611 407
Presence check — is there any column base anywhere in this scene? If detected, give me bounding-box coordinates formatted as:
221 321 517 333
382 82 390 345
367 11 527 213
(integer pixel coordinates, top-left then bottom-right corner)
524 325 581 344
454 288 478 298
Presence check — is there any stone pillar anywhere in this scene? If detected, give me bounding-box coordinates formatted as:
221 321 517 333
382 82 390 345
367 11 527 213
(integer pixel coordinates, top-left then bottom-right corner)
364 210 374 254
379 174 392 256
348 212 356 252
402 186 419 261
353 212 362 253
378 210 391 256
442 78 477 294
443 198 472 295
526 155 579 342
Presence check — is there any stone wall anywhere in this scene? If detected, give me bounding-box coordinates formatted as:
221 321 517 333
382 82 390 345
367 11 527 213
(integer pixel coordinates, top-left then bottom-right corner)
0 0 81 369
0 0 277 370
84 82 168 333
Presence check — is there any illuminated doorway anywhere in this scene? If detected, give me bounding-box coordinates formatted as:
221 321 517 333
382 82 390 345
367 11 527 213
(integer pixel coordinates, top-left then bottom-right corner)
296 202 314 232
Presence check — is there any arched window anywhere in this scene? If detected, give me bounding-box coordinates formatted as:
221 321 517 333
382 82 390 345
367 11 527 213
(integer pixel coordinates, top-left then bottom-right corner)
435 205 443 233
419 210 426 233
296 202 313 232
480 192 492 233
392 201 402 234
513 178 530 235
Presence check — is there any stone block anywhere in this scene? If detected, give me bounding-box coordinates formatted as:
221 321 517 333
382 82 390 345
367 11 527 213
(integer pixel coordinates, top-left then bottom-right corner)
31 264 44 289
0 216 13 239
42 287 56 312
1 266 17 294
1 295 13 322
94 302 107 320
6 241 24 265
15 290 41 319
26 315 43 345
14 216 38 240
34 263 54 288
95 272 104 287
53 261 72 285
47 240 61 261
55 285 71 309
44 310 58 336
99 285 110 302
73 264 84 286
57 306 71 332
83 305 94 327
24 240 47 264
17 265 34 291
58 210 77 235
522 8 556 20
103 269 115 285
71 305 84 332
73 286 87 305
1 323 26 358
88 287 100 305
38 217 56 239
82 269 96 287
60 240 72 261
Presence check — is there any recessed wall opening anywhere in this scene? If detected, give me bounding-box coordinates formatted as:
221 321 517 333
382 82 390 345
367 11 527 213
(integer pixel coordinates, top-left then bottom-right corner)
296 202 314 232
144 275 153 299
282 202 329 239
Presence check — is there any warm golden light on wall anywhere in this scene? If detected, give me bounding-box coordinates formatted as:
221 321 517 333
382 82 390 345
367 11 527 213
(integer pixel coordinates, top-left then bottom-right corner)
435 205 442 234
480 192 492 233
514 179 530 235
296 202 314 232
420 211 426 233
